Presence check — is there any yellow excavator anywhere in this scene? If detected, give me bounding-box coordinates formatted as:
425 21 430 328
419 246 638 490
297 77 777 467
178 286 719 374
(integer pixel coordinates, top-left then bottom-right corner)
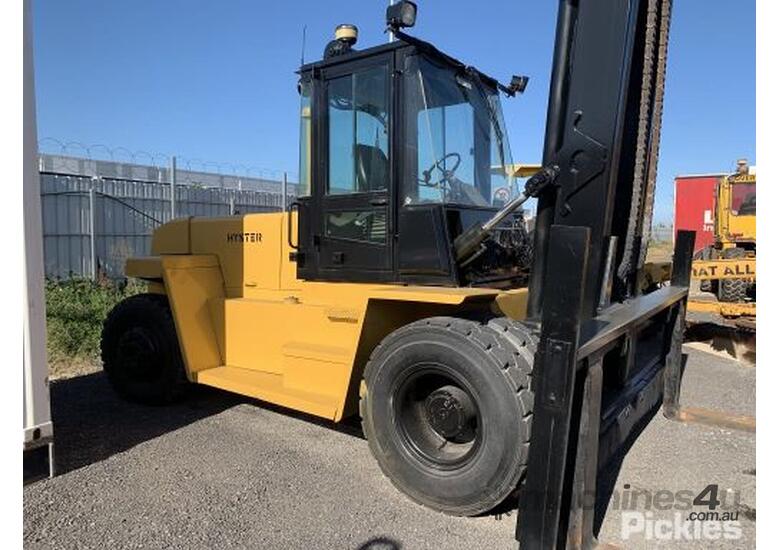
689 160 756 326
101 2 691 547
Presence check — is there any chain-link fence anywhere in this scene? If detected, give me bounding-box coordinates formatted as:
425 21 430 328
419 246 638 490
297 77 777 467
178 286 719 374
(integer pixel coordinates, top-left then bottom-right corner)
650 223 673 243
40 153 297 280
39 151 675 280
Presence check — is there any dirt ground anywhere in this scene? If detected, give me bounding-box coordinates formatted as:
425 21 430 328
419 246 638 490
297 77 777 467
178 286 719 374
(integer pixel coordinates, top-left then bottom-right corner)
48 357 101 382
647 240 674 262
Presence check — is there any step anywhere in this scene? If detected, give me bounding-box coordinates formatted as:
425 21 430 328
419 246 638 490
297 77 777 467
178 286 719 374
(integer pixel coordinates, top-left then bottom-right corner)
196 365 339 420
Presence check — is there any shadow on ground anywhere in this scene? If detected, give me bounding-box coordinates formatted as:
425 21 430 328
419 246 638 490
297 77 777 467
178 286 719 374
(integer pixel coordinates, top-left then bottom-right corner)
356 536 402 550
685 321 756 364
486 404 661 541
594 401 661 533
50 371 366 476
50 372 243 474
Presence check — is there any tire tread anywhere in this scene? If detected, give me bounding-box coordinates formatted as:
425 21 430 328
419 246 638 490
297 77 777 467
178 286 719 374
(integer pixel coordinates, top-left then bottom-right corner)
360 315 537 516
100 293 188 404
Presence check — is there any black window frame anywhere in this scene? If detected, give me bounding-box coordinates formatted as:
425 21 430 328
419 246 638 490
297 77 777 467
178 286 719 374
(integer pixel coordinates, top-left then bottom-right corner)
294 39 509 286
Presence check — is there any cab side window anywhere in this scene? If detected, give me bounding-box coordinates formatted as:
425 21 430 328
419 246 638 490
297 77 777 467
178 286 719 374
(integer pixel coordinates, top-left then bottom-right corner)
327 66 390 194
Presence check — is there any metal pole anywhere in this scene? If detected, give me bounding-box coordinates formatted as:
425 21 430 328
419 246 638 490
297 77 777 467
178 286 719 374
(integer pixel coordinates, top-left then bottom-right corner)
526 0 577 321
282 172 288 212
89 184 96 280
388 0 395 43
23 0 54 478
169 155 176 220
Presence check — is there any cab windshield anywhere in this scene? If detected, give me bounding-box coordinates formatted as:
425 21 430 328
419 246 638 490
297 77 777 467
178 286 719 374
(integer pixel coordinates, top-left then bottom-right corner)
731 182 756 216
403 55 516 207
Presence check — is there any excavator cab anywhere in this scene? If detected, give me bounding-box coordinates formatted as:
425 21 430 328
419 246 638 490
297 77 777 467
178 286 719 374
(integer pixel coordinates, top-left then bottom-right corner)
294 24 532 287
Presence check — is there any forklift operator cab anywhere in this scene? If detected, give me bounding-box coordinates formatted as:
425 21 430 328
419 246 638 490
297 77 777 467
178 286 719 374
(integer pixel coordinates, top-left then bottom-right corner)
294 27 529 288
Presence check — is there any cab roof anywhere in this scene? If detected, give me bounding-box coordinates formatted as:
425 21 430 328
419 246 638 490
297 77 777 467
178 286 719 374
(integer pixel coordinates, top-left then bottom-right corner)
297 31 502 92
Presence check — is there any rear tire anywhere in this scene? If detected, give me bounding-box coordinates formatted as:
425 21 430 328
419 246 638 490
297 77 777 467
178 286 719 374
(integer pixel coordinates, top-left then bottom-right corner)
100 293 188 404
718 248 748 303
695 247 713 293
360 316 536 516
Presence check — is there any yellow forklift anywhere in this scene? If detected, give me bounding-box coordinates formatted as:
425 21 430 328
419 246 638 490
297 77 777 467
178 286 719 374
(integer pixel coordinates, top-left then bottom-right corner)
102 1 692 547
689 160 756 326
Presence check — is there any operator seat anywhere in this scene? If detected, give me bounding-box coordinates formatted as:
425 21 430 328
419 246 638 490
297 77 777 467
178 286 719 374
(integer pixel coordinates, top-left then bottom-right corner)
355 144 389 192
352 144 389 242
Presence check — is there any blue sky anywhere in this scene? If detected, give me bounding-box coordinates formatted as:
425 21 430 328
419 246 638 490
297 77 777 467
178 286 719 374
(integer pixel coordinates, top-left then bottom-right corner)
33 0 755 223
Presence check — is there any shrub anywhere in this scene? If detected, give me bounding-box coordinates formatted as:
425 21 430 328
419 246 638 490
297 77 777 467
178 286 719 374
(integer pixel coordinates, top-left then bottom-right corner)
45 278 146 363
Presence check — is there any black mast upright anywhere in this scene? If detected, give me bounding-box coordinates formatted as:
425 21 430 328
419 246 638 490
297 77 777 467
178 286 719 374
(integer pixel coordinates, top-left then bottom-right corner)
527 0 672 320
518 1 679 548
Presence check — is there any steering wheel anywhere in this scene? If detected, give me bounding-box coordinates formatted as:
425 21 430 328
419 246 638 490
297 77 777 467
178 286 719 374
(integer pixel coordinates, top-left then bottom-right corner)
419 152 462 199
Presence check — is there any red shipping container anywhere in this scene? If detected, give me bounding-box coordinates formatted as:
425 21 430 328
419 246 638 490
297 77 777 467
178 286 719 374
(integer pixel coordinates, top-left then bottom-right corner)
673 174 724 254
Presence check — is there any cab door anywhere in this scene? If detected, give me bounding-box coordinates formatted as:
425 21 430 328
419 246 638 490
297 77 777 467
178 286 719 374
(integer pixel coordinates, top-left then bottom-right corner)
314 54 394 280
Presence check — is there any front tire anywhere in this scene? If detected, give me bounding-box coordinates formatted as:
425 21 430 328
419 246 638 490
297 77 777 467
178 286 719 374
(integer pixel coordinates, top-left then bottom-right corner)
360 316 536 516
718 247 749 303
100 293 188 404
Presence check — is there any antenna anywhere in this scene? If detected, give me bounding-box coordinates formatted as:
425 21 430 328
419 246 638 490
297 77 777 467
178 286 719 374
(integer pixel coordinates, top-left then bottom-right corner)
388 1 395 43
300 25 307 66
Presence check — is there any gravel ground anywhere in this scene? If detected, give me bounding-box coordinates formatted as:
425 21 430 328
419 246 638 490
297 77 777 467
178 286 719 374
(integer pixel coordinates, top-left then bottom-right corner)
24 346 755 550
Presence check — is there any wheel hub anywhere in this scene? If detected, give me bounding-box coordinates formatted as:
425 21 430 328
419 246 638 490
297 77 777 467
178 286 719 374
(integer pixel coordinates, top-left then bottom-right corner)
395 369 482 469
117 328 157 379
425 385 476 440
